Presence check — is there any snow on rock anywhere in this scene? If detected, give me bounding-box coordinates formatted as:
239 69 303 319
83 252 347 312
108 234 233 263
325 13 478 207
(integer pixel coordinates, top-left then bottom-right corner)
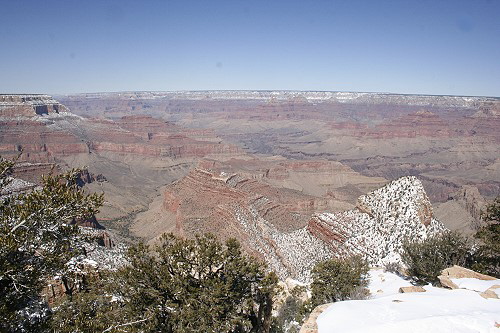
308 176 446 267
0 176 37 197
316 270 500 333
79 91 494 108
232 176 446 282
451 278 500 293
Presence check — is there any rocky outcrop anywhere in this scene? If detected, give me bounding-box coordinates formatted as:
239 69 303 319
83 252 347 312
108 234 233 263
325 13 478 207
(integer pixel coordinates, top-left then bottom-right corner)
438 266 500 300
71 215 105 230
308 177 446 267
438 265 497 289
481 285 500 299
134 167 336 280
299 303 332 333
399 286 426 293
0 94 68 117
138 172 446 281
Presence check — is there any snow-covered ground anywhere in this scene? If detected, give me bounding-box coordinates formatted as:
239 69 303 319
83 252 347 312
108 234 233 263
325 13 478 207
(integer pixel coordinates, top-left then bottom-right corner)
451 278 500 297
317 269 500 332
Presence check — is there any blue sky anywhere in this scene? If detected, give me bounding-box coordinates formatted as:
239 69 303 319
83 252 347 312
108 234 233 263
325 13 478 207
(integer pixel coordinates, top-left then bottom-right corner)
1 0 499 96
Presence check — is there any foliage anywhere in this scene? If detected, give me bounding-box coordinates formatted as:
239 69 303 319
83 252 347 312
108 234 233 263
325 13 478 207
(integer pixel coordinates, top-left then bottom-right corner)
98 233 279 333
309 255 369 308
0 157 103 332
471 197 500 277
270 286 306 333
401 231 470 285
481 196 500 223
49 284 118 333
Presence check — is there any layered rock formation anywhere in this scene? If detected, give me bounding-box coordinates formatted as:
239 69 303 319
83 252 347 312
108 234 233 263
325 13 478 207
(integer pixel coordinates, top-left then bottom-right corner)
0 94 68 117
134 169 444 281
59 92 500 214
0 95 248 220
0 94 243 164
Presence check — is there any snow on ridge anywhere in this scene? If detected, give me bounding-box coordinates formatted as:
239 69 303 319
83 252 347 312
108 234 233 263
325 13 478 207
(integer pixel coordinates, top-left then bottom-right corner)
0 94 61 106
311 176 446 267
230 176 446 283
62 91 496 108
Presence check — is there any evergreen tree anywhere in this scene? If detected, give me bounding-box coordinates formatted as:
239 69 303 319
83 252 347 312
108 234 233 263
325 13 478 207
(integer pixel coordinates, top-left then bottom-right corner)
49 276 122 333
0 157 103 332
309 255 369 308
472 196 500 277
401 231 470 285
102 233 279 333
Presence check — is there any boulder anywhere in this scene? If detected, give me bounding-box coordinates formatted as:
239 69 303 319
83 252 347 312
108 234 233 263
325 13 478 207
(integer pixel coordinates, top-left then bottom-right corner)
399 286 426 293
438 265 496 289
480 285 500 300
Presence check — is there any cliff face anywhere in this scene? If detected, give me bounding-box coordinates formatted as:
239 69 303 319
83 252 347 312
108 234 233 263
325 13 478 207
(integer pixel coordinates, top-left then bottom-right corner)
0 94 69 117
86 116 243 158
0 95 244 162
130 165 344 281
433 185 487 235
0 95 89 163
12 162 57 184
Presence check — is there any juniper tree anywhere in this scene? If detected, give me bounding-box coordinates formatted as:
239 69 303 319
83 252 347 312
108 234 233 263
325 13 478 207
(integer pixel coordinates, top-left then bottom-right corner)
309 255 369 308
401 231 470 285
0 157 103 332
104 233 279 333
472 196 500 277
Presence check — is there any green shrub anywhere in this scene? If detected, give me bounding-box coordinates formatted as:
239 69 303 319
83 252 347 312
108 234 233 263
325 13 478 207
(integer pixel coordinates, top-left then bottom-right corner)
309 255 369 308
401 231 470 285
471 197 500 277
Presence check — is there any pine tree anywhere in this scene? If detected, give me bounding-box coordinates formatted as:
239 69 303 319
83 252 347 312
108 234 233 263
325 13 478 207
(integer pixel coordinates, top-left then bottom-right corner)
0 157 103 332
309 255 369 308
103 233 279 333
401 231 470 285
472 196 500 277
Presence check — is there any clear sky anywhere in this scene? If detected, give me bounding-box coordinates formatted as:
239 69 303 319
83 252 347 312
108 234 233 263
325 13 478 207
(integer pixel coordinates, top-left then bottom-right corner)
1 0 499 96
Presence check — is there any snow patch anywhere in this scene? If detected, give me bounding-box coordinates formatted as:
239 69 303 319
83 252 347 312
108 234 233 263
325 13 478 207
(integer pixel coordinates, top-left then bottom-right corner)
317 270 500 333
451 278 500 293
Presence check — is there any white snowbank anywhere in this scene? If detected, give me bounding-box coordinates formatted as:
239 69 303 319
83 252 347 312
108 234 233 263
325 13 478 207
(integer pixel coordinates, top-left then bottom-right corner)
368 269 413 298
451 278 500 293
317 270 500 332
